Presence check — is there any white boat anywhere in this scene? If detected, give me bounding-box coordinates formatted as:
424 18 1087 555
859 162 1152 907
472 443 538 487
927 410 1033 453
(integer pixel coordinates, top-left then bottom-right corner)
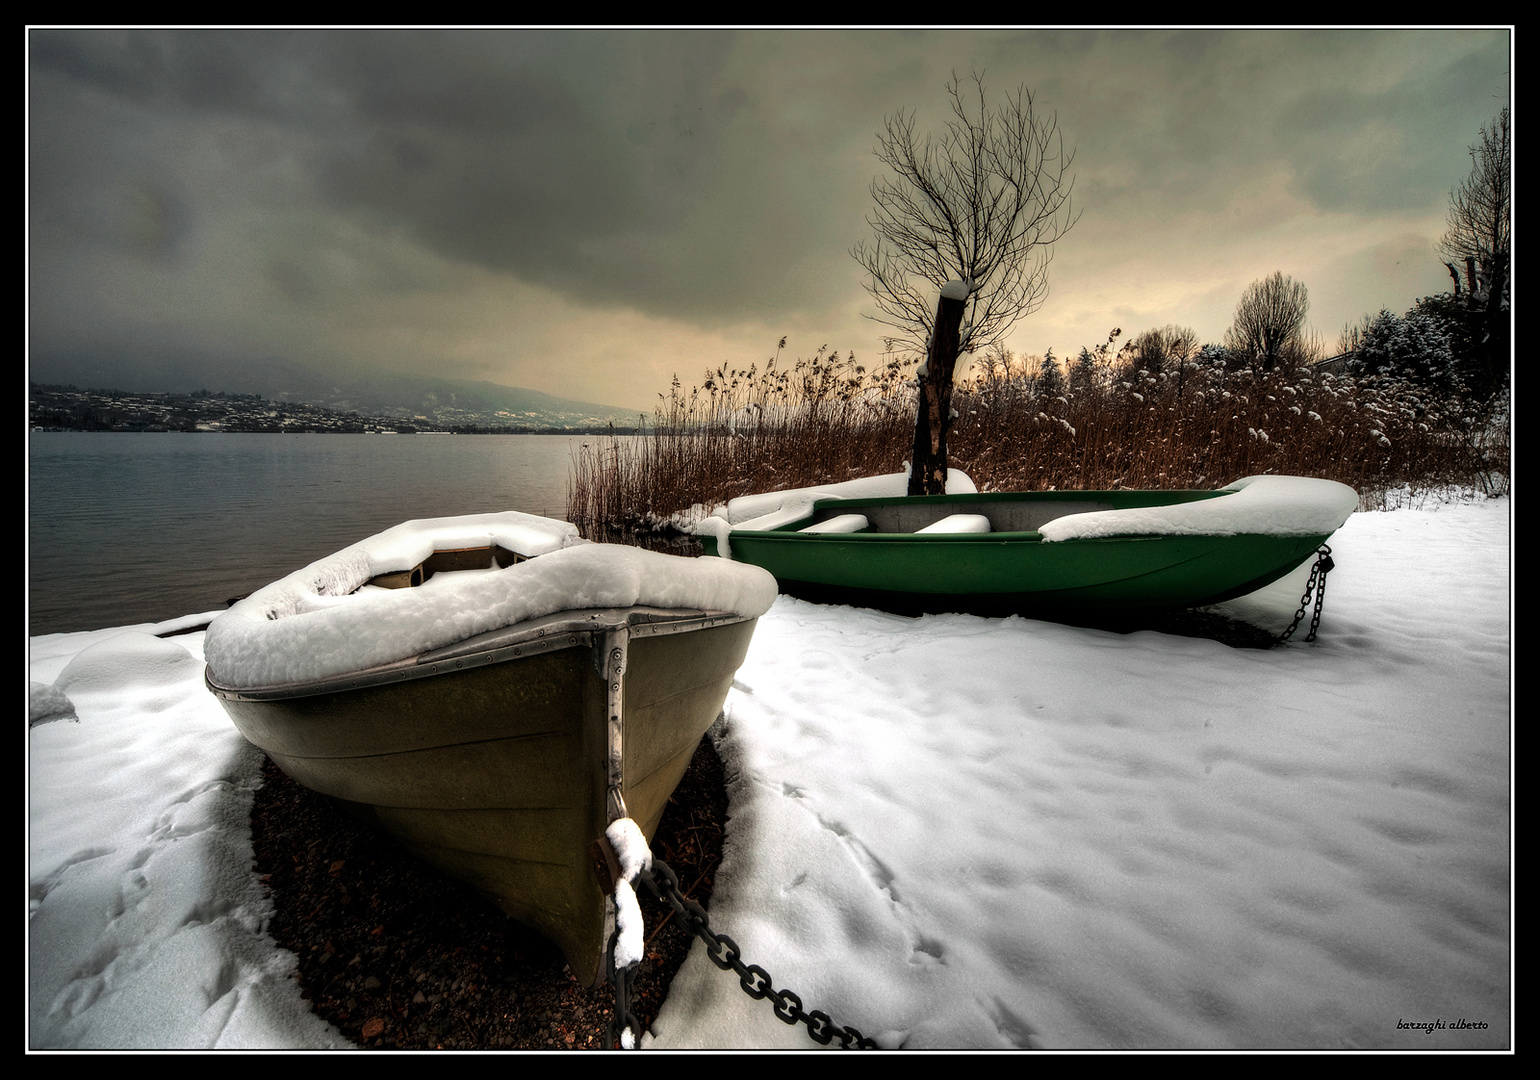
204 512 776 986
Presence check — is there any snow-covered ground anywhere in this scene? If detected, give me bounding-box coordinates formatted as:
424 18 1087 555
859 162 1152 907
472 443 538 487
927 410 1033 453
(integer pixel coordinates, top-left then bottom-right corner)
28 493 1511 1050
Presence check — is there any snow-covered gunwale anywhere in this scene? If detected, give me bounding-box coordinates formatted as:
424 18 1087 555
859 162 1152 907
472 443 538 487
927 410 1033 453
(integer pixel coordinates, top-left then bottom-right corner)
204 511 774 988
204 511 775 691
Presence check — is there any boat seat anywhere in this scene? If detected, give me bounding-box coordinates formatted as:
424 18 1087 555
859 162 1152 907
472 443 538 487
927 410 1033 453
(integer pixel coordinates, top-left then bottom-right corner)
799 514 870 534
915 514 992 535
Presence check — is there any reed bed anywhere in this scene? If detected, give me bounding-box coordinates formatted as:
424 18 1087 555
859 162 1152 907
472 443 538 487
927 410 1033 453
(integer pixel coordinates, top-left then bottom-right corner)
568 346 916 531
950 355 1510 507
567 343 1509 532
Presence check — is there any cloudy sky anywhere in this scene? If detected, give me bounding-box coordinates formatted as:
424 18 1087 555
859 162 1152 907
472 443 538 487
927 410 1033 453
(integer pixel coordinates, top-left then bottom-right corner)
28 27 1511 413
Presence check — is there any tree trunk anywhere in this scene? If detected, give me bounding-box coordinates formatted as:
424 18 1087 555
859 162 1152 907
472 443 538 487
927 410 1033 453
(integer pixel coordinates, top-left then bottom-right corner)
1479 256 1509 395
908 288 967 496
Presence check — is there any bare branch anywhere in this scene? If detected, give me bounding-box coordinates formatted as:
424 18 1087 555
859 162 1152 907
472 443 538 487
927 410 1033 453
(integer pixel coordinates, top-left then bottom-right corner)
850 71 1080 357
1224 272 1312 372
1438 107 1509 305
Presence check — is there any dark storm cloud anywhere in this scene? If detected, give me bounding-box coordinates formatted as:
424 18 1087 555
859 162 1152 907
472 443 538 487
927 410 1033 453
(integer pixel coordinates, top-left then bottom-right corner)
307 32 751 308
1273 32 1510 215
29 29 817 323
27 27 1510 408
984 28 1505 219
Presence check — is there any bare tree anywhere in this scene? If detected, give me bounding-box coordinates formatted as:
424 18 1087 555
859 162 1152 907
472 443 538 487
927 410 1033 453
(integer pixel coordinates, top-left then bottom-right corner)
1224 272 1312 372
1440 108 1510 301
1337 315 1371 357
852 71 1079 493
973 340 1014 386
1438 107 1510 394
1125 324 1199 375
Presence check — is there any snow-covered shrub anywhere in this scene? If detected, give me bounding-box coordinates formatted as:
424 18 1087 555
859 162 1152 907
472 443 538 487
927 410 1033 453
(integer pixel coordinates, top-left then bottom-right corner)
1351 309 1458 394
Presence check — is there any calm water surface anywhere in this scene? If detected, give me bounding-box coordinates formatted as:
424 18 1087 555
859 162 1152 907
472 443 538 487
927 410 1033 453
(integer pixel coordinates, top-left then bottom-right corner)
28 432 632 635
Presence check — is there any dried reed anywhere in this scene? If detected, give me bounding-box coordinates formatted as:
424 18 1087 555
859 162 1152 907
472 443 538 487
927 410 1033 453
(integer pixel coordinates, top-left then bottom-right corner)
567 343 1509 532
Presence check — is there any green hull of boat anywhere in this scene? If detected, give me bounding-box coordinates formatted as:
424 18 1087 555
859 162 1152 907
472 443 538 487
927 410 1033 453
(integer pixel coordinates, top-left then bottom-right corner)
701 490 1334 616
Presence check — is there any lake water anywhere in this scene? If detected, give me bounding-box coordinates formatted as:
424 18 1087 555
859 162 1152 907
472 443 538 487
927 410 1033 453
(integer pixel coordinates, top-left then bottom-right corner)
27 432 630 636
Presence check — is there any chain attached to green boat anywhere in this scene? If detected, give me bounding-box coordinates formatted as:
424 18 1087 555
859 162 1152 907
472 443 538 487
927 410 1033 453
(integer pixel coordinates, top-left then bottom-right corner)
1278 545 1335 644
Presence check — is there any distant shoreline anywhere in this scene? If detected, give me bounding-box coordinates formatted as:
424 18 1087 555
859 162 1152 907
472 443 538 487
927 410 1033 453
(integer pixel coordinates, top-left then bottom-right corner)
30 425 647 435
29 382 649 436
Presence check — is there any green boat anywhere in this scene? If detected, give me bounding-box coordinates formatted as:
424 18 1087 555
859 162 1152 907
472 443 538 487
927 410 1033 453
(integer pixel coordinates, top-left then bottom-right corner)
697 475 1357 619
204 513 775 987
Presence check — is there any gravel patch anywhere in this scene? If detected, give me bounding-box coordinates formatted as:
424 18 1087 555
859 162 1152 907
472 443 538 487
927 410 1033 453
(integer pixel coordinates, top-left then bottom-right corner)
250 736 727 1049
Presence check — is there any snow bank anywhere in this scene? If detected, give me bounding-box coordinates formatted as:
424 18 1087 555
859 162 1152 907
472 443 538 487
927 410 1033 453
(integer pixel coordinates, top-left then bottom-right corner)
29 629 353 1049
28 495 1511 1050
202 512 777 689
1039 475 1358 541
649 495 1511 1050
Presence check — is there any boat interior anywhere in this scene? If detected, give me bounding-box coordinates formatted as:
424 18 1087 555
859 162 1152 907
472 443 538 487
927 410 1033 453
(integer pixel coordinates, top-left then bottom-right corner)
792 497 1120 535
368 544 526 589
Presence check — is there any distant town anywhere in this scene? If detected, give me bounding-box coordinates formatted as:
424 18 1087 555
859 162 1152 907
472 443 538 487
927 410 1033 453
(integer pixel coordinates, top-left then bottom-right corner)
28 383 646 435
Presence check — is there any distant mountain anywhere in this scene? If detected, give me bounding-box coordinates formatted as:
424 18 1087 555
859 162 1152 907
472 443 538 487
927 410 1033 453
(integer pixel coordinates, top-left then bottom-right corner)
300 374 646 429
28 351 645 431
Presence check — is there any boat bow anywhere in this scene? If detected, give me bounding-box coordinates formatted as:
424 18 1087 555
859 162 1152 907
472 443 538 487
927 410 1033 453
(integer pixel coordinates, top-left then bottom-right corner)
204 512 775 987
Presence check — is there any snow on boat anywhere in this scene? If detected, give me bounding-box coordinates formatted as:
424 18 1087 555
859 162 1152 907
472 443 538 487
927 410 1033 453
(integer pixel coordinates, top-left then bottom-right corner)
696 474 1357 619
204 512 775 987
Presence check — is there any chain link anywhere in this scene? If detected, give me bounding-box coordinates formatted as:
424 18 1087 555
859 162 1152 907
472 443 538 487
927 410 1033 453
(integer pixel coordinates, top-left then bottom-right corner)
1278 545 1335 644
602 546 1339 1047
635 858 879 1049
605 925 644 1049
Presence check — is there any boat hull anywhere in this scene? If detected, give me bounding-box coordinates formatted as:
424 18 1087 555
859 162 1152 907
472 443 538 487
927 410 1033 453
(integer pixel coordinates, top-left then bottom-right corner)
211 608 757 987
729 531 1331 616
701 489 1338 618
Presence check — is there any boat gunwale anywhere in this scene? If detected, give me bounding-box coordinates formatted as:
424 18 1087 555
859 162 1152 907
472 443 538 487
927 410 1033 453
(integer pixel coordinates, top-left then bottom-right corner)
205 605 754 703
718 486 1354 544
805 488 1233 510
724 529 1335 544
724 488 1237 538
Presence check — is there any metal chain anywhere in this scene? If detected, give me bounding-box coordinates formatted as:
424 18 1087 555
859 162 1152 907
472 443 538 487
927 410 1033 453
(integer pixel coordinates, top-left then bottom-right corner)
1278 545 1335 643
600 546 1339 1048
605 923 644 1049
636 857 879 1049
